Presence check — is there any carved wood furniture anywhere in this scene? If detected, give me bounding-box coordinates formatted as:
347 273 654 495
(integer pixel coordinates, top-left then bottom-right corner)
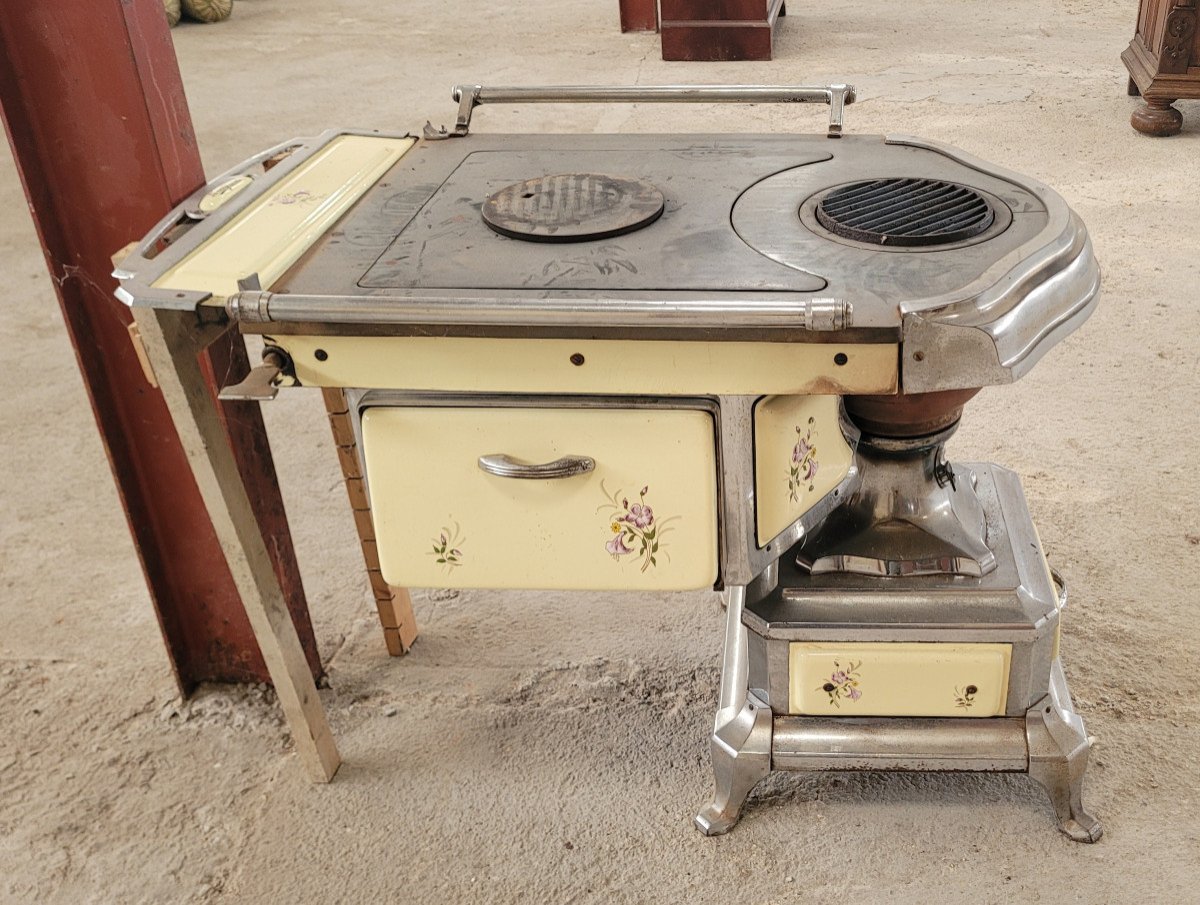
1122 0 1200 135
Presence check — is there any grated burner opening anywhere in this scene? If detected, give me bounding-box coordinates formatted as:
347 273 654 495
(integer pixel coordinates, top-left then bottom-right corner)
814 178 995 247
482 173 665 243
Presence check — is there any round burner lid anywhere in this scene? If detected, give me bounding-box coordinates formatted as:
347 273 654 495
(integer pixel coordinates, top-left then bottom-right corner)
482 173 665 243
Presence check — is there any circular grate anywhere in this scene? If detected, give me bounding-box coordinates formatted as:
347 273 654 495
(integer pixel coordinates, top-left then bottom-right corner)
815 178 995 247
482 173 664 243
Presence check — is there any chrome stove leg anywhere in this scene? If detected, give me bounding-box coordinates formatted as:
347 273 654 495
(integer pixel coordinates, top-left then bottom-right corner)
1025 660 1103 842
695 585 773 835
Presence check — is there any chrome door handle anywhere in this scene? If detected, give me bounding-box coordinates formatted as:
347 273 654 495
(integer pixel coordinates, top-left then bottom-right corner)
477 454 595 479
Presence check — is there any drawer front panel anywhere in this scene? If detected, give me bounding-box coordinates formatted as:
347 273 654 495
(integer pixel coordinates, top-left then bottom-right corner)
789 642 1011 718
361 406 719 590
754 395 853 545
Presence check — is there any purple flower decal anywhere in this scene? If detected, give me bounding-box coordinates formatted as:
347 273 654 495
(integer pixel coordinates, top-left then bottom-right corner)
605 534 633 558
598 481 679 573
429 522 465 573
819 660 862 707
788 421 820 503
627 504 654 529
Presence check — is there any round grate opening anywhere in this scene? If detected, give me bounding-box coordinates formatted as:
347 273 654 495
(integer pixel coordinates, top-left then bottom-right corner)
814 178 995 247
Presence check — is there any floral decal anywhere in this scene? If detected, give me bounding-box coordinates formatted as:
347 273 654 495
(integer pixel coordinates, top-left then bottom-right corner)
955 684 979 710
788 417 819 503
819 660 862 707
271 189 323 207
429 522 465 573
598 481 679 573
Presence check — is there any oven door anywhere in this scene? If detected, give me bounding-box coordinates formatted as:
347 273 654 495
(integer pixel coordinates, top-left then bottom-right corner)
357 396 720 591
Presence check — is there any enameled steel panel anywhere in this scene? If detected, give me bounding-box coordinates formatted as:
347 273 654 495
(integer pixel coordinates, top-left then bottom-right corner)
276 334 898 395
789 641 1012 717
753 395 853 545
361 406 719 590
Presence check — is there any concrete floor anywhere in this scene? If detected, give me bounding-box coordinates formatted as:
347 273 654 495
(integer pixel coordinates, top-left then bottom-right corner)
3 0 1199 901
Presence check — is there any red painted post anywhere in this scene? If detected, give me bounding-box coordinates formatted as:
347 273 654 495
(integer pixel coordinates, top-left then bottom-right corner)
0 0 322 689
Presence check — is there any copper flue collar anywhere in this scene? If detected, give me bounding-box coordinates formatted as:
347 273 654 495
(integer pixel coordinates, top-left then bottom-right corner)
845 388 981 438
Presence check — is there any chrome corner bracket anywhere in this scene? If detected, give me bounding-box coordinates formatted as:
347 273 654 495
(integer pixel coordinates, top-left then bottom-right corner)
423 83 857 140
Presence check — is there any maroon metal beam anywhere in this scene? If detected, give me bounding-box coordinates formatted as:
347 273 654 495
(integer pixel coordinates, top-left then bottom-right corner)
0 0 322 690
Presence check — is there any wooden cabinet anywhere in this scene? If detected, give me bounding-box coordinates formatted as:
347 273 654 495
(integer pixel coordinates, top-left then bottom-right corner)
1122 0 1200 135
660 0 787 60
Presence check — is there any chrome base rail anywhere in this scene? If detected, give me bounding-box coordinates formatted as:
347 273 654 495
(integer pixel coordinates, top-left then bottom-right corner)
695 584 1103 842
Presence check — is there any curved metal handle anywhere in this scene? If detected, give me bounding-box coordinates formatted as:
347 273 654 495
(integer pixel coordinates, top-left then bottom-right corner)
426 83 856 140
478 454 595 479
1049 566 1068 612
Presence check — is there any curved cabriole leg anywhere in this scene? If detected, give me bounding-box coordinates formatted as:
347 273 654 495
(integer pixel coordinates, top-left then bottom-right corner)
1131 98 1183 136
1026 663 1103 843
695 584 773 835
694 696 772 835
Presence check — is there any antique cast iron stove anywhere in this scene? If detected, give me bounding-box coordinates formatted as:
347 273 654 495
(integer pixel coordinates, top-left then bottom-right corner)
115 85 1101 840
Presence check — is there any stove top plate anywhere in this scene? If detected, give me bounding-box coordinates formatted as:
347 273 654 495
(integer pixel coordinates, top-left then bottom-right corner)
356 144 830 294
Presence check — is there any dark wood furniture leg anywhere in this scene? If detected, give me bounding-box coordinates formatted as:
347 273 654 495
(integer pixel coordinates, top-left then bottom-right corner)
620 0 659 32
1130 98 1184 135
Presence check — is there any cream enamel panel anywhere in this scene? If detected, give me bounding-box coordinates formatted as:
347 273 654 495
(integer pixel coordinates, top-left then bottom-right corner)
360 406 719 590
753 395 852 545
790 641 1012 718
278 335 899 396
155 135 415 302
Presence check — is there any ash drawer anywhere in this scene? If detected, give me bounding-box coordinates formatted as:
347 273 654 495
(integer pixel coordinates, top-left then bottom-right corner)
789 641 1012 718
360 405 719 590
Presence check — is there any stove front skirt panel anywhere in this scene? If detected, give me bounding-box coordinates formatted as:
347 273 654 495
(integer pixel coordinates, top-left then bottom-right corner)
273 334 899 396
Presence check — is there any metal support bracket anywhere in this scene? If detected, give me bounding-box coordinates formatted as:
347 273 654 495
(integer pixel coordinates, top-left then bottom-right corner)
423 83 857 140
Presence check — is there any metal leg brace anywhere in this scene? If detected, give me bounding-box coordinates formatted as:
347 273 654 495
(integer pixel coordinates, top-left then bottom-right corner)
695 585 772 835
